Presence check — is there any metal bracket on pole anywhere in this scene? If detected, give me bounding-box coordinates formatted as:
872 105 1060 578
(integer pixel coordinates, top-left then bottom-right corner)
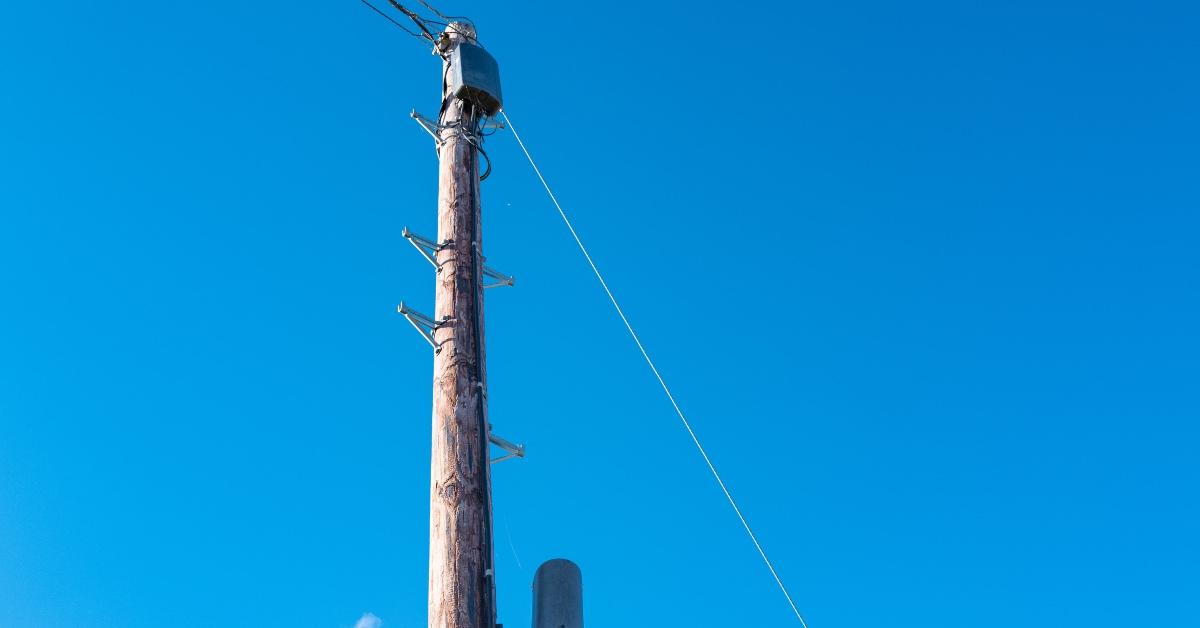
402 227 449 270
482 265 515 289
407 228 515 288
488 430 525 464
397 301 452 352
411 110 444 152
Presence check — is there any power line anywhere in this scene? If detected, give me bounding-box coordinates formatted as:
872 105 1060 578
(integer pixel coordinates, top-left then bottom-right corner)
386 0 437 41
416 0 473 24
359 0 425 40
500 110 813 628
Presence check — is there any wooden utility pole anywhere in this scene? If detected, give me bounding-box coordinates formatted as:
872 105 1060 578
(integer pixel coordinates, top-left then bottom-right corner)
390 10 585 628
427 22 496 628
384 6 579 627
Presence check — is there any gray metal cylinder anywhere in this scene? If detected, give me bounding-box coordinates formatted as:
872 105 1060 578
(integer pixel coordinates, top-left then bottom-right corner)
532 558 583 628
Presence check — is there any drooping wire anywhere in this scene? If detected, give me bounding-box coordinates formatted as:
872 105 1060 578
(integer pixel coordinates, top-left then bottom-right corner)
500 109 812 628
362 0 482 50
417 0 474 24
408 0 480 47
359 0 425 40
431 100 492 181
418 16 481 47
475 142 492 180
456 101 492 180
436 21 480 46
387 0 437 41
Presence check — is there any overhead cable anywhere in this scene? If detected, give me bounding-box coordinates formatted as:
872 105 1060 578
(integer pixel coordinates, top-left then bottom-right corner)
387 0 437 41
500 109 813 628
417 0 473 24
359 0 425 40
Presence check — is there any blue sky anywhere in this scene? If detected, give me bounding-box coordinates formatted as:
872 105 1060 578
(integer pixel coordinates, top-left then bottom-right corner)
2 1 1198 627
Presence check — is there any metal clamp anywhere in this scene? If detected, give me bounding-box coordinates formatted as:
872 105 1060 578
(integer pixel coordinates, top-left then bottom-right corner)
397 302 452 352
411 110 443 147
482 265 514 289
488 431 525 464
404 228 514 288
402 227 449 269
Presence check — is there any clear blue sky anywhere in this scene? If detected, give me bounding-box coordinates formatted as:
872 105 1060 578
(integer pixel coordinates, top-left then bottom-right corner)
2 1 1197 627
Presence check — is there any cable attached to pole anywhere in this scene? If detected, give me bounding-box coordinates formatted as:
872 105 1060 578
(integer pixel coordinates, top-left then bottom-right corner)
416 0 472 24
500 110 813 628
386 0 437 41
359 0 425 41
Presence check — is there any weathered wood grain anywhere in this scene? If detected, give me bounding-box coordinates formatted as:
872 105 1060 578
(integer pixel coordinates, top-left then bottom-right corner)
427 23 495 628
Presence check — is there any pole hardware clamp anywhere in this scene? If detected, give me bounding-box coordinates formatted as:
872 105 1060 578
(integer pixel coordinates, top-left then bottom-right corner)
397 301 452 352
403 228 514 288
482 265 515 289
411 110 444 151
488 430 525 464
402 227 450 269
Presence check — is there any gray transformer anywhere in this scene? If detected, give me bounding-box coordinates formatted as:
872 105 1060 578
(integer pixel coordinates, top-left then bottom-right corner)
447 43 503 116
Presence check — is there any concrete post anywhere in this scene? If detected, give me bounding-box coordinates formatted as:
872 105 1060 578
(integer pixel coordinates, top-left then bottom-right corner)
532 559 583 628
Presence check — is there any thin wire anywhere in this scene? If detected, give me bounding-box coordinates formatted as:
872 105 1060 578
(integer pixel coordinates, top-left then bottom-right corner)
359 0 424 39
387 0 437 41
416 0 473 24
500 110 812 628
504 516 524 571
420 17 482 46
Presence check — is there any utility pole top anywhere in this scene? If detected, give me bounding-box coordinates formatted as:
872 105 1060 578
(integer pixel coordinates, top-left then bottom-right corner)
447 21 475 40
439 22 503 117
435 21 476 54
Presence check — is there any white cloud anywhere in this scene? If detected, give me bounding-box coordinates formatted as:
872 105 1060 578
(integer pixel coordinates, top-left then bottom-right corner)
354 612 382 628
